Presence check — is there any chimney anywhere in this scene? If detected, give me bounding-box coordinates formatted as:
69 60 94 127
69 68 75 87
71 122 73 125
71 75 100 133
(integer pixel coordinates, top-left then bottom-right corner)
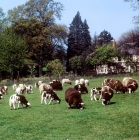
112 39 116 49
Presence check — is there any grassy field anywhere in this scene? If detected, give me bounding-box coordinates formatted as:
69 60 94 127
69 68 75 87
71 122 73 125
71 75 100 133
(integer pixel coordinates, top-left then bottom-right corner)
0 75 139 140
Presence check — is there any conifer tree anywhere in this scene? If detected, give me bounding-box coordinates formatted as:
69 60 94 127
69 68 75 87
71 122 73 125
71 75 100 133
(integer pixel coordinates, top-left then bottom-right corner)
67 12 91 71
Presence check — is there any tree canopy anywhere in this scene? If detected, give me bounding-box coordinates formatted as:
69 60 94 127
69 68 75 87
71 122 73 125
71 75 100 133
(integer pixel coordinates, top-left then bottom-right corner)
97 30 113 46
87 45 117 66
66 11 92 71
8 0 67 76
0 27 27 80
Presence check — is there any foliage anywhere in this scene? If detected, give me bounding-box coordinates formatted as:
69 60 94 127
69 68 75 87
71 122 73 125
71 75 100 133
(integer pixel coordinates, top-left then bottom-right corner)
27 64 37 78
124 0 139 24
7 0 66 77
7 0 64 25
98 30 113 46
67 11 91 71
117 28 139 48
87 45 117 65
0 27 27 80
82 19 92 51
0 7 7 31
69 56 82 73
46 59 66 77
0 75 139 139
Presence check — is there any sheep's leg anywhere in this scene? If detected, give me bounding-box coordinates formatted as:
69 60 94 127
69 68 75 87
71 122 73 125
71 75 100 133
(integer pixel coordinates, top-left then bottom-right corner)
48 98 53 105
17 102 20 109
44 98 47 104
94 94 97 101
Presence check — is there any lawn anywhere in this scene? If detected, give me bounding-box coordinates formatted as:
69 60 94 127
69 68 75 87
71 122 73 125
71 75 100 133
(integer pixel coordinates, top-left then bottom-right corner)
0 75 139 140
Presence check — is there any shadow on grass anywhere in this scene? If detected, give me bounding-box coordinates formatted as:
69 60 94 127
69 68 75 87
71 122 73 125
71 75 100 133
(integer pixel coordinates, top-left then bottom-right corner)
108 101 116 105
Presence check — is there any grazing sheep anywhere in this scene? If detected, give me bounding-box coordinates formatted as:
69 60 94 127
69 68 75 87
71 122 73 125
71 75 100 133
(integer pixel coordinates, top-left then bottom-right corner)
74 84 88 94
0 91 3 99
122 77 138 93
0 86 7 94
80 78 85 85
62 79 72 86
18 84 26 94
49 81 63 90
35 81 43 88
75 80 80 85
65 88 84 109
90 87 102 101
39 83 52 94
102 78 127 94
13 84 17 91
25 85 33 94
85 79 89 86
101 86 114 105
15 87 22 95
41 89 61 105
9 94 30 110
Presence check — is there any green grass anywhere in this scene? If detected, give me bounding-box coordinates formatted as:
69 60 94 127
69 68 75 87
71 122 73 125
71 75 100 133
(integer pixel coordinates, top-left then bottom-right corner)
0 75 139 140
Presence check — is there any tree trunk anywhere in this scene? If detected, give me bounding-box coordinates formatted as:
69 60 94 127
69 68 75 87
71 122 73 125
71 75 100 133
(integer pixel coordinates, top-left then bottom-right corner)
10 67 14 82
39 46 43 77
39 62 42 77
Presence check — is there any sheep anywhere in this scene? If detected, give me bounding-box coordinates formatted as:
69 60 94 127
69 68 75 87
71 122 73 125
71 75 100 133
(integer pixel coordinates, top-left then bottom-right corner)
75 80 80 85
80 78 85 85
13 84 17 91
25 85 33 94
18 84 26 94
35 81 43 88
38 83 52 94
15 87 22 95
85 79 89 86
62 79 72 86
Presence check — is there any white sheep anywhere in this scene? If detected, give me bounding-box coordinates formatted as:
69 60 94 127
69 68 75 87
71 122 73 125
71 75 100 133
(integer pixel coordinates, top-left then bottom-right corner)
15 87 22 95
18 84 26 94
35 81 43 88
13 84 17 91
38 83 52 94
62 79 72 86
85 79 89 86
80 78 85 85
25 85 33 94
75 80 80 85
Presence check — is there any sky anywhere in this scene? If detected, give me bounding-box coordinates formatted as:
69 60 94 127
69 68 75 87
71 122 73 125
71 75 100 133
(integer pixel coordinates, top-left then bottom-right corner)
1 0 138 41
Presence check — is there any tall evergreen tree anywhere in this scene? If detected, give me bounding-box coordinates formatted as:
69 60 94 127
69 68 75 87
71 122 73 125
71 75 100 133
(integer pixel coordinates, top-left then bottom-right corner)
82 19 92 51
67 12 91 71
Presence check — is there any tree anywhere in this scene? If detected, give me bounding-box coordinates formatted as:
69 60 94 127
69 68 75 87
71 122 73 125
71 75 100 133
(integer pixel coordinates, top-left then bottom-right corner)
97 30 113 46
87 45 117 66
46 59 66 77
117 29 139 48
124 0 139 24
82 19 92 52
8 0 66 76
8 0 64 25
0 7 7 31
67 11 91 71
69 56 82 74
0 27 27 81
